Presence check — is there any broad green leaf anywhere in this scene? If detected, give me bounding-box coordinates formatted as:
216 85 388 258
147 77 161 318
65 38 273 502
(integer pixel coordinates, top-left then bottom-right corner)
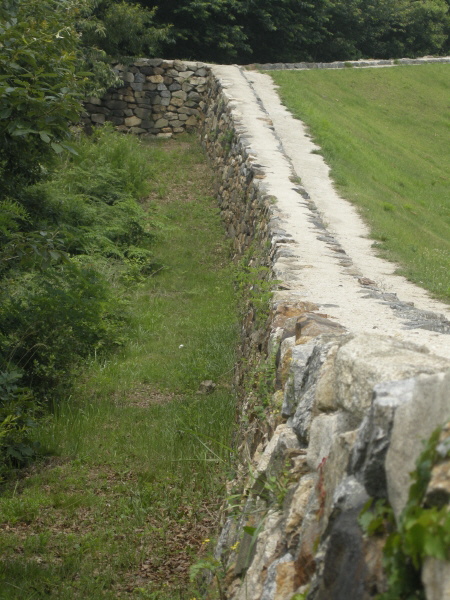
51 142 63 154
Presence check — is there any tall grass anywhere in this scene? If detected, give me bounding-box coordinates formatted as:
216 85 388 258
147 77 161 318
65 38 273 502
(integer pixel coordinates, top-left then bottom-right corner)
270 64 450 302
0 135 238 599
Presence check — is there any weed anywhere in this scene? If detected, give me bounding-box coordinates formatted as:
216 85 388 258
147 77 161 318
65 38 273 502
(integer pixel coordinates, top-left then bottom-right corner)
359 426 450 600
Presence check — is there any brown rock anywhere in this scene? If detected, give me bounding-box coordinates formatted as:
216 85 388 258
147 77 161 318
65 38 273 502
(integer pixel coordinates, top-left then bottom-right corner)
274 561 297 599
124 115 141 127
147 75 164 83
295 313 346 343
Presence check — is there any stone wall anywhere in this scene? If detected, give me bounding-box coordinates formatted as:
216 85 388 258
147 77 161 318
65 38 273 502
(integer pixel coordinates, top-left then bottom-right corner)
86 60 450 598
199 68 450 600
82 59 211 137
250 55 450 71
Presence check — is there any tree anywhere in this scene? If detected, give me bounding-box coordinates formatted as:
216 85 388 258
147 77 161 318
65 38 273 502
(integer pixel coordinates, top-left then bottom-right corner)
238 0 330 63
78 0 171 60
321 0 449 61
0 0 87 200
141 0 249 63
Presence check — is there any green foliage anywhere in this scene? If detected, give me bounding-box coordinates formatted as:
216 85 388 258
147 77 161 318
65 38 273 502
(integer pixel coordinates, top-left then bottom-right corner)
0 128 159 477
0 0 88 198
322 0 449 60
235 246 277 328
240 0 330 63
136 0 449 63
0 370 39 477
143 0 249 62
79 0 171 61
0 264 126 399
359 427 450 600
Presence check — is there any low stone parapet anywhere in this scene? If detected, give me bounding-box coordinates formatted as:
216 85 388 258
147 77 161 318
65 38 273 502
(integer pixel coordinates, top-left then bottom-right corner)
82 59 211 137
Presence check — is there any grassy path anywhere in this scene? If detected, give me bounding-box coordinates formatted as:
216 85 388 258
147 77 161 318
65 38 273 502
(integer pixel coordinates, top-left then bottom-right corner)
0 136 238 599
270 64 450 302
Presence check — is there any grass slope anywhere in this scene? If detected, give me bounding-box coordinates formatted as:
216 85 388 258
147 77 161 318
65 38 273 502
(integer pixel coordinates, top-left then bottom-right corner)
0 136 237 599
270 64 450 302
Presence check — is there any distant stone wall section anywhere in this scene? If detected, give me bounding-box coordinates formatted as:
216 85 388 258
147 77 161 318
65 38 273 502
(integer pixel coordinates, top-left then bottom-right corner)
82 59 211 137
251 55 450 71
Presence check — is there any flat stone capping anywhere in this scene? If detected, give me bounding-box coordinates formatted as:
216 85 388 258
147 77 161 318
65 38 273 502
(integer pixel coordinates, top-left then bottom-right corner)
249 55 450 70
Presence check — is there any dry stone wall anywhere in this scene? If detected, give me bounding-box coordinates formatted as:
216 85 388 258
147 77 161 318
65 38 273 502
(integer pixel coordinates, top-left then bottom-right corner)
251 55 450 71
82 59 211 137
86 60 450 599
199 68 450 600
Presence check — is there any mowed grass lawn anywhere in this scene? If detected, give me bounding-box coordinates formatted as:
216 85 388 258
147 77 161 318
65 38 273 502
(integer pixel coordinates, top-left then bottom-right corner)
270 64 450 302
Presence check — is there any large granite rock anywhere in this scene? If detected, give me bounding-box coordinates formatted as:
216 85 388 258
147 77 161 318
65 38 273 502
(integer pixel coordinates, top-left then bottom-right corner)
385 370 450 520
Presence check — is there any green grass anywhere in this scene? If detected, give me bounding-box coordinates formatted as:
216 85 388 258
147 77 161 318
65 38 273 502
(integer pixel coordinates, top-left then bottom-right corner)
270 64 450 302
0 136 238 599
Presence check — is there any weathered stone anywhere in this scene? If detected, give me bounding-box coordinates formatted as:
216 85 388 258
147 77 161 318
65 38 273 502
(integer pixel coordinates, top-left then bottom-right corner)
234 509 284 600
171 97 184 107
422 557 450 600
124 115 142 127
129 126 146 134
281 341 316 418
323 431 359 524
313 507 369 600
314 347 339 411
134 108 150 120
105 100 128 110
260 553 295 600
386 370 450 519
91 113 105 124
122 71 134 82
173 59 188 71
147 75 164 83
349 378 415 499
172 90 188 100
185 115 198 126
425 459 450 508
290 340 340 443
295 313 346 343
285 474 315 535
424 423 450 508
306 413 356 471
86 96 101 105
253 424 300 485
335 334 448 420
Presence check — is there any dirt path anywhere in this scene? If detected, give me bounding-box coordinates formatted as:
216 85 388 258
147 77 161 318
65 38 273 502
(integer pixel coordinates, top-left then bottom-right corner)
211 65 450 359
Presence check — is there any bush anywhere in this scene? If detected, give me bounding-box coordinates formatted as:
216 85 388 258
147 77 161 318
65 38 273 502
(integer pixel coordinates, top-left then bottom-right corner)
0 370 39 479
0 129 159 477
